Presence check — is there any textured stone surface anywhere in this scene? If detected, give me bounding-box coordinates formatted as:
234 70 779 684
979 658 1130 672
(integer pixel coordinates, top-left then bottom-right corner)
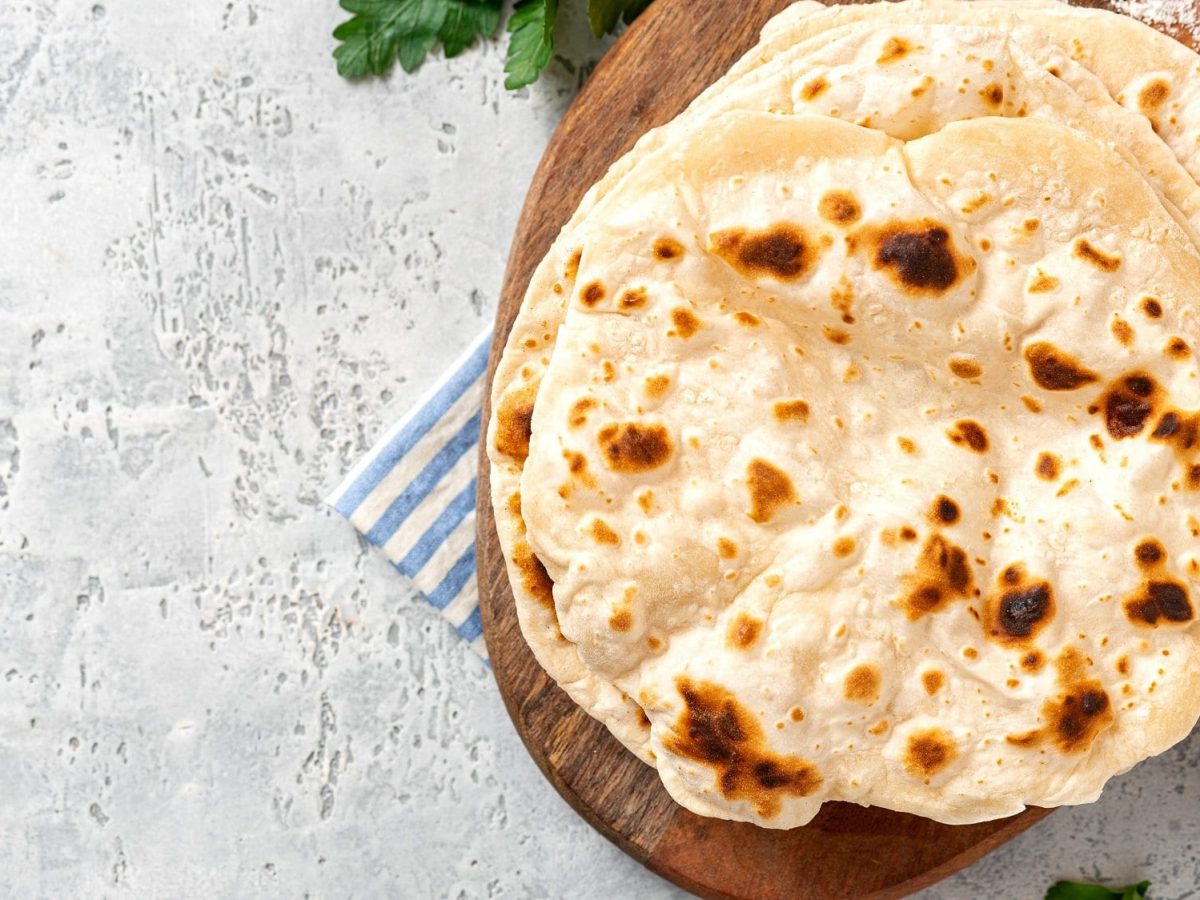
0 1 1195 897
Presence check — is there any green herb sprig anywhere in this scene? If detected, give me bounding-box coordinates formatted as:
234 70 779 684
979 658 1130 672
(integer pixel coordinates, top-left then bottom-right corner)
1046 879 1151 900
334 0 649 89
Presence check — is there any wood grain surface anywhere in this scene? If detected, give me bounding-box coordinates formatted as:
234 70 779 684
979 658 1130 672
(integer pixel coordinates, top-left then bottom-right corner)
476 2 1199 898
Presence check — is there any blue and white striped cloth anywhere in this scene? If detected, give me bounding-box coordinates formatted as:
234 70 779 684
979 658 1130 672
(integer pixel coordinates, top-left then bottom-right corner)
327 329 493 659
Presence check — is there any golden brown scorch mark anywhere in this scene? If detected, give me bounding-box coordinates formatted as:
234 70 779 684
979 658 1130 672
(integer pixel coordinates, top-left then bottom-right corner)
949 358 982 379
877 36 912 64
565 248 582 281
1135 538 1165 568
1028 271 1061 294
1006 730 1041 748
1075 239 1121 272
1166 337 1190 360
645 374 671 399
960 193 992 215
580 281 606 307
597 422 674 473
844 664 881 705
562 450 597 490
506 491 525 533
800 75 829 101
669 307 701 339
983 564 1055 645
665 679 822 819
1124 539 1194 627
1024 342 1099 391
588 518 620 546
831 278 856 324
882 525 919 547
1125 582 1193 626
1045 688 1112 753
930 495 961 526
512 540 556 621
728 613 763 650
819 190 862 226
1111 317 1135 347
1089 372 1161 439
979 82 1004 107
1005 648 1114 754
710 224 818 281
1036 452 1061 481
1138 78 1170 112
495 377 539 463
1151 410 1199 450
1045 649 1114 754
746 459 797 524
619 287 648 310
869 220 970 295
774 400 810 423
833 537 856 558
654 237 684 260
900 534 975 620
947 419 989 453
568 397 596 429
1021 650 1045 673
1150 408 1200 489
904 729 957 781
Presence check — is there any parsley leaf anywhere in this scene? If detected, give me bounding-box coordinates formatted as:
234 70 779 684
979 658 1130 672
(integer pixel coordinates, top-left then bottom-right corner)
333 0 446 76
439 0 502 58
1046 880 1151 900
334 0 646 88
586 0 649 37
504 0 558 90
333 0 501 78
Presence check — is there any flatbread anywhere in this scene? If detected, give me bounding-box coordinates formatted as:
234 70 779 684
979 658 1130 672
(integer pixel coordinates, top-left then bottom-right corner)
489 9 1200 767
517 110 1200 826
759 0 1200 183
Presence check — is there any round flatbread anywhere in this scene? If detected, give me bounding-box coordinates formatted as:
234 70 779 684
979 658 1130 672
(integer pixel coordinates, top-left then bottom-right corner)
759 0 1200 184
513 109 1200 826
484 1 1200 830
489 9 1200 767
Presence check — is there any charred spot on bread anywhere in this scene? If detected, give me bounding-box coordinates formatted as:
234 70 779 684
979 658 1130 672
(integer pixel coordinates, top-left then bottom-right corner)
711 223 818 281
597 422 674 472
665 679 822 819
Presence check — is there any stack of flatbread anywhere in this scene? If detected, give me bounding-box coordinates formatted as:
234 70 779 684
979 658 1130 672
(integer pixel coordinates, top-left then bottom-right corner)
488 0 1200 828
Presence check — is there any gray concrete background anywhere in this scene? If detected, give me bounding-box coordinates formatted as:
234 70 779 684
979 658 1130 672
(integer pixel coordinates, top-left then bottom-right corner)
0 1 1195 897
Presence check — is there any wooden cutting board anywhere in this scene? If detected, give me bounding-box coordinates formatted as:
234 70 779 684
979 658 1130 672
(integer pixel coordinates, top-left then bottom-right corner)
475 3 1199 897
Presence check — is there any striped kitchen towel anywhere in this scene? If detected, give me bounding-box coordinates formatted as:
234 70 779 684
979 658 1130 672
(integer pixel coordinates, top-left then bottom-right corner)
327 329 493 659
